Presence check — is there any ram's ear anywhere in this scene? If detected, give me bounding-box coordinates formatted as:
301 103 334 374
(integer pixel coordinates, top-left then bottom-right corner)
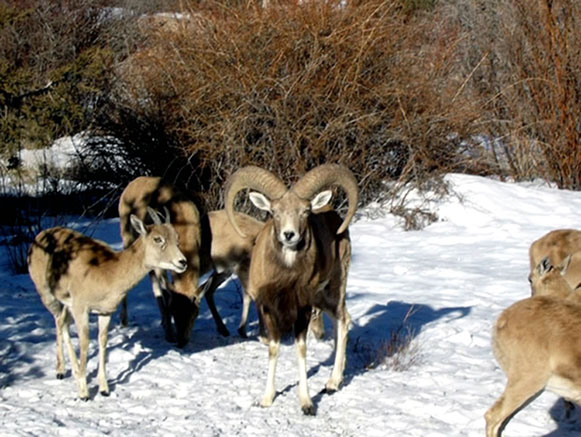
130 214 147 236
249 192 272 213
311 190 332 210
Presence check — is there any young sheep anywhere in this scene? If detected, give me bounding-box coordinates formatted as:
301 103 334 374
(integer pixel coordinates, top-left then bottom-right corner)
119 177 265 346
28 209 186 400
485 257 581 436
224 163 359 415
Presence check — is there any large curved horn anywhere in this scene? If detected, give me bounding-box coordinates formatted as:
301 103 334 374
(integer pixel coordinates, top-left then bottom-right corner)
292 164 359 235
224 166 288 237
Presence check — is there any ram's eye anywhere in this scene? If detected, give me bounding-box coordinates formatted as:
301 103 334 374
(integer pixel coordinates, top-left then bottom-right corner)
153 236 165 245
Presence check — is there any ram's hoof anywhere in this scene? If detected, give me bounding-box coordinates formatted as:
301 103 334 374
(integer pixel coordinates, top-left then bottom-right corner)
301 404 316 416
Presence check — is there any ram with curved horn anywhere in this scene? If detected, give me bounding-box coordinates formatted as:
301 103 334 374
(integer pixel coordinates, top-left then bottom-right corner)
224 163 359 415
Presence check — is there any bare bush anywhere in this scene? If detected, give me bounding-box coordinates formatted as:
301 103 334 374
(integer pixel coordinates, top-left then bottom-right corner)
109 0 481 209
451 0 581 188
353 305 422 372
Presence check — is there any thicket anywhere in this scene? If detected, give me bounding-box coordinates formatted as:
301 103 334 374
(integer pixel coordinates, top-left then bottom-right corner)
2 0 581 214
449 0 581 188
107 0 480 209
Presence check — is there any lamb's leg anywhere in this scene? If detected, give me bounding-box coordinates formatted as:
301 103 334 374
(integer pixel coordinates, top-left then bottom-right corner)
71 307 90 400
61 309 79 379
485 374 546 437
97 314 112 396
39 290 68 379
296 306 315 415
53 304 67 379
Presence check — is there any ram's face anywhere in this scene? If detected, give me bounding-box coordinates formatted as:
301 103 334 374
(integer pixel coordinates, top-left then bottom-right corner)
270 193 311 249
249 190 333 250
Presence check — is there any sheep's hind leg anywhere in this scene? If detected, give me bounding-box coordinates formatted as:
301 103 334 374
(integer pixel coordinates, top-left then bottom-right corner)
97 314 112 396
326 310 351 393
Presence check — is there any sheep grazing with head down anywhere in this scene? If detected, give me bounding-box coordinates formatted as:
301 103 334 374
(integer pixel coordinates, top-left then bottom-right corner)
224 163 359 415
486 256 581 436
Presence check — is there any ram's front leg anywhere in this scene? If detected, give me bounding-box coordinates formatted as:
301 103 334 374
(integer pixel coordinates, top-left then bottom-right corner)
296 306 315 415
261 337 280 408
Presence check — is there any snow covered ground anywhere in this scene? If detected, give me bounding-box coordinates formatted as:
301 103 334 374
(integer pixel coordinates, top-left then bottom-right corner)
1 173 581 436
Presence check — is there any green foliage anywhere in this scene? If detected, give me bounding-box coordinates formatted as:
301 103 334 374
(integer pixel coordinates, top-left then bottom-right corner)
0 1 119 157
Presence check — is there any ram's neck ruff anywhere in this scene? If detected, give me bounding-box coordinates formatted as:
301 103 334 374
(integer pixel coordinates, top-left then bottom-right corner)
281 246 298 267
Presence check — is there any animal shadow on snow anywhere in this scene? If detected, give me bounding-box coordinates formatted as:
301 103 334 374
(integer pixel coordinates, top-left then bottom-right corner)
307 299 471 398
544 398 581 436
107 282 250 393
0 294 48 387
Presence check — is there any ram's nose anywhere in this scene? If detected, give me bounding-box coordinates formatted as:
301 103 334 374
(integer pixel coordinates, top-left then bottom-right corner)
176 258 188 273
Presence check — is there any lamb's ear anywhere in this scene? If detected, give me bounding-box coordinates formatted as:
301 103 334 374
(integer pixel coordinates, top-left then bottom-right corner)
249 192 272 213
311 190 332 210
559 255 572 276
147 207 163 225
162 206 171 224
130 214 147 236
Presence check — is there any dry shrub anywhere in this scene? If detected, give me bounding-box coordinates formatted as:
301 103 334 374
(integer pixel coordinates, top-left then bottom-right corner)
455 0 581 188
352 305 422 371
112 0 481 209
